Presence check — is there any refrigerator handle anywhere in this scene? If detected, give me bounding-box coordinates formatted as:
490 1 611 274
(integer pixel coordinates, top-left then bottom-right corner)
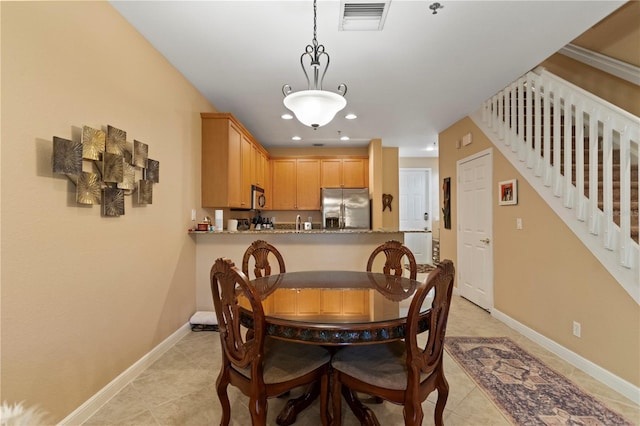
340 203 345 229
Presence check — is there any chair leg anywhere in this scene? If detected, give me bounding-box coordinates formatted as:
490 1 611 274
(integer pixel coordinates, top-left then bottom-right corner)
320 370 329 426
331 371 342 426
216 370 231 426
403 401 423 426
248 395 268 426
434 375 449 426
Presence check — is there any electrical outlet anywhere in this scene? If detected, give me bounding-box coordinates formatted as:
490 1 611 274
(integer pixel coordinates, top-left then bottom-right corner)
573 321 581 338
516 218 523 230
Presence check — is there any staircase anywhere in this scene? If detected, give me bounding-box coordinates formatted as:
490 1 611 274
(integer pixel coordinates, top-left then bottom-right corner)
471 68 640 303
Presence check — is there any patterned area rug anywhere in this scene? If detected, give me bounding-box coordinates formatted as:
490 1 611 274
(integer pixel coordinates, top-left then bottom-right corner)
445 337 632 425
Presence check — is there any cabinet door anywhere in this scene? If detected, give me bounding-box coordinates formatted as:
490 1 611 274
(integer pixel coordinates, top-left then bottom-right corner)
257 151 266 188
296 159 321 210
320 159 342 188
251 144 258 187
240 135 252 208
263 157 272 209
272 159 297 210
227 123 243 207
251 146 266 188
342 159 367 188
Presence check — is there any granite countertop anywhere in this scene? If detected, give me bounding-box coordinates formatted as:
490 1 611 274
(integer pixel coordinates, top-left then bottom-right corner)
188 228 404 235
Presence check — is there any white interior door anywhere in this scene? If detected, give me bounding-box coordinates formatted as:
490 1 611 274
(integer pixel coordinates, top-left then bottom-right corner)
400 169 432 264
404 232 432 265
457 149 493 310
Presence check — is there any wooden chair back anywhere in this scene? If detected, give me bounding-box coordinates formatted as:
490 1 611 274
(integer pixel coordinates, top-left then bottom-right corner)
242 240 286 278
405 259 455 379
366 240 417 280
211 258 266 376
330 259 455 426
211 257 331 425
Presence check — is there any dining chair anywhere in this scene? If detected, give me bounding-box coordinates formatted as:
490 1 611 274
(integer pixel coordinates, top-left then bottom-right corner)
211 257 331 425
331 259 455 426
366 240 418 280
242 239 286 279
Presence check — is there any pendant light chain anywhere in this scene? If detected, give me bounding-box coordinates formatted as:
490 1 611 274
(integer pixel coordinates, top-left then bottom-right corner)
282 0 348 128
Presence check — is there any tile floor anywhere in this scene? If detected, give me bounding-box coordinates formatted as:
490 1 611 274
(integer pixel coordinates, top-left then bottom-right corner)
83 278 639 425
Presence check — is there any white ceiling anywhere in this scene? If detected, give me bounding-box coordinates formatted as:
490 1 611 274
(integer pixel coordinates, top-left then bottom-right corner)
110 0 624 157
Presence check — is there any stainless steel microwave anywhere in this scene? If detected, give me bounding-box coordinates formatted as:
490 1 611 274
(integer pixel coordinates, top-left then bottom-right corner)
251 185 266 210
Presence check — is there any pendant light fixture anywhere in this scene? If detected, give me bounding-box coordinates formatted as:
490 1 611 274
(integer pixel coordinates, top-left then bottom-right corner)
283 0 347 129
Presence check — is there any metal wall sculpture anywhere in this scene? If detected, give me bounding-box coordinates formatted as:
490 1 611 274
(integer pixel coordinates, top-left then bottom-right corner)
52 124 160 216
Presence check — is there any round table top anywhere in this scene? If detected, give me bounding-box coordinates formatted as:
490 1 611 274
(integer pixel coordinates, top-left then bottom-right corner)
241 270 432 345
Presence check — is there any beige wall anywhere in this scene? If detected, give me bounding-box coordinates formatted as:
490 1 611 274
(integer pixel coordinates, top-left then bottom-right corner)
1 2 214 421
381 147 399 230
439 117 639 388
368 139 384 230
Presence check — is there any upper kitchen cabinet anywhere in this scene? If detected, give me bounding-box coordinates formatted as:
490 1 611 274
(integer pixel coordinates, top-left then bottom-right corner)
201 113 268 208
320 158 368 188
252 145 268 189
272 158 320 210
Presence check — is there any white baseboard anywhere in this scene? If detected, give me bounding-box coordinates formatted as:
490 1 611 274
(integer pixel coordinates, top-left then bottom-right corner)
491 309 640 405
58 322 192 426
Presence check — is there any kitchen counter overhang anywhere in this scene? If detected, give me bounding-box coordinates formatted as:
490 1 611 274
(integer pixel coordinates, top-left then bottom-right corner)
189 228 403 235
192 229 405 310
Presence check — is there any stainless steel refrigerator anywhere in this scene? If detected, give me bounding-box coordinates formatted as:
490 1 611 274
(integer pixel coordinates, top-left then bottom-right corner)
322 188 370 230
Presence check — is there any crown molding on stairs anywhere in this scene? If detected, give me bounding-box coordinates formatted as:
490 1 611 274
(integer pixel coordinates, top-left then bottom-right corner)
559 43 640 86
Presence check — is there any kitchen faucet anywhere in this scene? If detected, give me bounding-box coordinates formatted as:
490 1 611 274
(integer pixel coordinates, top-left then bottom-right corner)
296 215 301 232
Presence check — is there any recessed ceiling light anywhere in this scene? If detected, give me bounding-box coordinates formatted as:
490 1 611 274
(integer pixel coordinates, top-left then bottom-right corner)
340 136 350 141
345 113 357 120
282 113 293 120
292 136 302 141
426 142 438 151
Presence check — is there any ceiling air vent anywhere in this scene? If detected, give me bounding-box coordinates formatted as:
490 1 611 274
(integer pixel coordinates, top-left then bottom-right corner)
339 1 391 31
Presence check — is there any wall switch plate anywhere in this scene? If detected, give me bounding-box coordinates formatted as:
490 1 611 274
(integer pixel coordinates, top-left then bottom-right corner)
191 209 197 221
516 218 523 229
573 321 581 337
462 132 473 146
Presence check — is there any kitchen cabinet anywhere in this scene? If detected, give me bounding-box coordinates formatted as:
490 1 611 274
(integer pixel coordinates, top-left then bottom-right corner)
252 145 268 189
241 135 252 207
271 159 320 210
201 113 268 208
320 158 368 188
263 158 272 210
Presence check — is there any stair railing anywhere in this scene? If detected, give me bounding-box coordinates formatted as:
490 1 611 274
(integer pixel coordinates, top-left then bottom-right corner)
472 67 639 303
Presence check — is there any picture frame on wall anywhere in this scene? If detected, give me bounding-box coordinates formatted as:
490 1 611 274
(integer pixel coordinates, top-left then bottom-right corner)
498 179 518 205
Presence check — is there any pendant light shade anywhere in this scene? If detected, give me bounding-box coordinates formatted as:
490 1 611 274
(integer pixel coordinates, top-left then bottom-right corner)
283 0 347 129
283 90 347 128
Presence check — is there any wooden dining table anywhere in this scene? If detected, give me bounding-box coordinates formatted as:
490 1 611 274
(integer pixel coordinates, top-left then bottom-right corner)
239 270 432 426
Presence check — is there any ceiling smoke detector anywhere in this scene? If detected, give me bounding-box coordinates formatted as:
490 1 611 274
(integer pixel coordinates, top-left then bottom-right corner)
339 1 391 31
429 2 443 15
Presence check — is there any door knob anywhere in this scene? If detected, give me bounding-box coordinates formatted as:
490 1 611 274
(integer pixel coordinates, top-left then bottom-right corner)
480 238 490 244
